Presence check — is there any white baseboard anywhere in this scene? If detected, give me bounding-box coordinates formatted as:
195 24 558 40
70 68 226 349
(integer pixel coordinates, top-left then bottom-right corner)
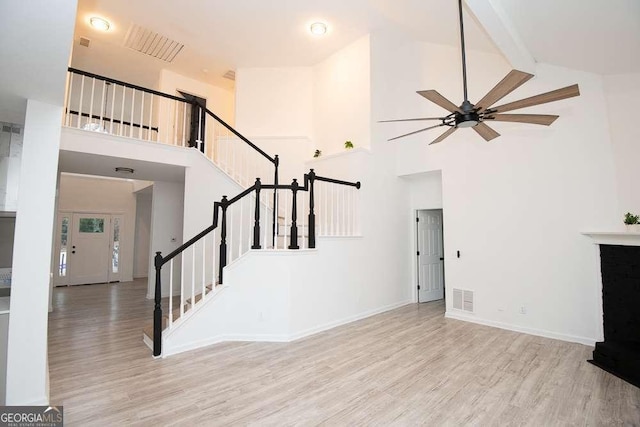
288 300 413 341
142 333 153 351
445 311 597 347
164 300 413 357
164 333 290 357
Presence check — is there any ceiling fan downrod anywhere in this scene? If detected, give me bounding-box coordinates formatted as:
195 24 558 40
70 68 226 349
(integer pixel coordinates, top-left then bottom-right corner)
457 0 472 112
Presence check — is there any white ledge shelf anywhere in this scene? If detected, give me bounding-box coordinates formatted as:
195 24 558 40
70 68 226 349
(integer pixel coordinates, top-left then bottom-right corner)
581 231 640 246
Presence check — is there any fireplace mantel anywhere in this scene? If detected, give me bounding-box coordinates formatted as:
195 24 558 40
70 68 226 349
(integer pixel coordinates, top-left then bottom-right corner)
582 231 640 246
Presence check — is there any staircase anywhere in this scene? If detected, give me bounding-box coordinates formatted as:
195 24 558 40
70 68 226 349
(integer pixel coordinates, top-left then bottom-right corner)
62 68 363 357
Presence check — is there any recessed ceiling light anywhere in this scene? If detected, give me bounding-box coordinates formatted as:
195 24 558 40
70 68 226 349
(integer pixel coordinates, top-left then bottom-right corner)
90 17 111 31
115 167 134 174
310 22 328 36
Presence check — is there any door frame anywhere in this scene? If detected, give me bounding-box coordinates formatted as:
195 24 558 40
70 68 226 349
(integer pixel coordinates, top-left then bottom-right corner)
53 210 125 286
414 208 446 303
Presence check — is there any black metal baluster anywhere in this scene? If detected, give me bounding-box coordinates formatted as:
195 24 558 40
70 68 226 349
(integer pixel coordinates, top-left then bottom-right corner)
252 178 261 249
153 251 163 357
289 179 300 249
219 196 228 284
307 169 316 249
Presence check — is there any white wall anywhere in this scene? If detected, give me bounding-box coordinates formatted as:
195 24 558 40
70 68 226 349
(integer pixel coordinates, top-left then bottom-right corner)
235 67 313 138
158 69 235 125
148 181 184 298
372 33 619 344
57 174 137 282
313 35 371 155
6 100 64 405
603 73 640 218
134 191 152 278
164 236 412 356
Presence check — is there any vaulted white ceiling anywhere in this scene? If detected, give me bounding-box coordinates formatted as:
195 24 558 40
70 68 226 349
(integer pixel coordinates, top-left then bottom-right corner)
71 0 640 92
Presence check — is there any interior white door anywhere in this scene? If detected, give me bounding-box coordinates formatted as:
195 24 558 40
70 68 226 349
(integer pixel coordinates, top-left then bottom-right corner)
417 210 444 302
69 213 111 285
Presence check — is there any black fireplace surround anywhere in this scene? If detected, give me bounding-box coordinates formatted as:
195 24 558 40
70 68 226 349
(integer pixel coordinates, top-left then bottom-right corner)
589 244 640 388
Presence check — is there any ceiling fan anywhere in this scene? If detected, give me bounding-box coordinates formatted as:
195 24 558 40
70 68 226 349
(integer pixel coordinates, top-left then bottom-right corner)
381 0 580 145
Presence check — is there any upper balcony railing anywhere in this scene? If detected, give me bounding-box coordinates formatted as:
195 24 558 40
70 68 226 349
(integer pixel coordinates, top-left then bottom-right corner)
63 68 279 192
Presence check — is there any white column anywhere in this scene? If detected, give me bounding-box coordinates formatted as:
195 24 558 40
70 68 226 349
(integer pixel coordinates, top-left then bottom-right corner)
6 100 63 405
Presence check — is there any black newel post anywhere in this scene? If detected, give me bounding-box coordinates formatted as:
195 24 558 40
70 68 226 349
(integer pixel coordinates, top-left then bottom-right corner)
153 251 163 357
199 104 206 153
252 178 262 249
188 101 198 149
272 155 279 247
289 179 300 250
307 169 316 249
219 196 229 284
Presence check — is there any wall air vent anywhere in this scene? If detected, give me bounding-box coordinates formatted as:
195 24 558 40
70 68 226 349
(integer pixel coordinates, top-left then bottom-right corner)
79 37 91 48
123 23 184 63
452 288 474 313
223 70 236 81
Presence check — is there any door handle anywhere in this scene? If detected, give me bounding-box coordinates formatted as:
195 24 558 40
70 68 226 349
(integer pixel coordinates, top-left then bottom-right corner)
439 257 444 261
72 251 76 254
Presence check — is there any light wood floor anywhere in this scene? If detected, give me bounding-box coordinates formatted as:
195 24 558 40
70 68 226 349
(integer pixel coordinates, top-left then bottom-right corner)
49 279 640 426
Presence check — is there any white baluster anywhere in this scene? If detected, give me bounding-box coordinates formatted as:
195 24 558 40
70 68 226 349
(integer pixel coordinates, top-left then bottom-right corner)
77 75 85 129
182 102 188 147
120 86 126 136
180 252 185 317
65 72 74 127
211 230 216 286
139 91 145 139
302 190 306 249
169 259 174 328
202 238 206 301
263 191 268 249
229 204 234 262
130 88 135 137
239 197 244 258
191 245 195 309
99 80 106 128
284 190 289 250
148 93 154 142
109 82 116 134
173 100 179 146
89 77 96 126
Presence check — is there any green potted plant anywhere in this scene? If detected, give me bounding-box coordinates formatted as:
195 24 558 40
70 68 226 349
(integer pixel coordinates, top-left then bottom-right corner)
313 149 322 158
344 140 354 150
623 212 640 232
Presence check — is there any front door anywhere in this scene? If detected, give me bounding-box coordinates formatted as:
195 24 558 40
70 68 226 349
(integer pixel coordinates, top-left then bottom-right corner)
69 213 111 285
417 210 444 302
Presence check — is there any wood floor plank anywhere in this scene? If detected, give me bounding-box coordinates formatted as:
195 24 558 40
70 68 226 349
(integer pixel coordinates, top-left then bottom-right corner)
48 279 640 425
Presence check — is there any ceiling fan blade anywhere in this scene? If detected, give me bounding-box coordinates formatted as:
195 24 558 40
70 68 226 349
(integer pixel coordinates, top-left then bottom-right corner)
473 122 500 141
429 127 457 145
378 117 445 123
489 84 580 114
417 90 462 113
388 124 445 141
475 70 534 112
484 113 559 126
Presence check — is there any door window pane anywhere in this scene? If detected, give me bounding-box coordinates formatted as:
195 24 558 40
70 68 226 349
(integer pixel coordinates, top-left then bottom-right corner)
112 218 120 273
79 218 104 233
59 217 69 276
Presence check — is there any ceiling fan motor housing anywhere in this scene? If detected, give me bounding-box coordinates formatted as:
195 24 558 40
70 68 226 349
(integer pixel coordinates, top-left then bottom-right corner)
455 111 479 128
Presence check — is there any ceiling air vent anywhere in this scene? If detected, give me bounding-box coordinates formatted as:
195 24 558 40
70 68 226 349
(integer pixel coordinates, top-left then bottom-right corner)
123 23 184 62
223 70 236 81
79 37 91 48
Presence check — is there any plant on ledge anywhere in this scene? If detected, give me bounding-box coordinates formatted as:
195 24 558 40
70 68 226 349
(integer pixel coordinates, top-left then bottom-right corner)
624 212 640 231
313 149 322 158
344 140 354 149
624 212 639 225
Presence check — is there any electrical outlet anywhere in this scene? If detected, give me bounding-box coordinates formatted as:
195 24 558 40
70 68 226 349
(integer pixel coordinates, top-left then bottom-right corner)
519 306 527 315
